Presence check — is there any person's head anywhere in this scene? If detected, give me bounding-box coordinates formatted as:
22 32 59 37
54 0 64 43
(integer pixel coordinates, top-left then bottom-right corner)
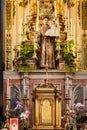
42 17 49 25
48 19 55 27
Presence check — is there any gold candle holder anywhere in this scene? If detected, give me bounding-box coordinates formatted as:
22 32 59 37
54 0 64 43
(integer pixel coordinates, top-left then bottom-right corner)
4 96 10 129
64 94 71 129
23 95 29 112
22 95 29 128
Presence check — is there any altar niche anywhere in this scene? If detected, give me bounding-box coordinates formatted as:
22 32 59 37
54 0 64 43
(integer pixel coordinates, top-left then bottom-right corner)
32 82 62 129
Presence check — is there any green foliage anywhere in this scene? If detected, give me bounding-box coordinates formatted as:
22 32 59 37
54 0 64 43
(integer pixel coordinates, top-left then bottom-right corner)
16 43 34 71
17 64 31 72
61 40 76 72
76 115 82 123
19 44 34 62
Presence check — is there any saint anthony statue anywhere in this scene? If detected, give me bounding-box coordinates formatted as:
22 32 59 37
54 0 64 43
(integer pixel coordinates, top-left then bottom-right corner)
38 17 60 69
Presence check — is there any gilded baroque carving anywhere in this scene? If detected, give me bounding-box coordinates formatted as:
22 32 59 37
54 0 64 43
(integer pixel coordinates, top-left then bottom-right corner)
6 33 12 69
39 1 55 18
6 0 12 30
82 1 87 30
19 0 28 7
32 83 62 128
63 0 74 7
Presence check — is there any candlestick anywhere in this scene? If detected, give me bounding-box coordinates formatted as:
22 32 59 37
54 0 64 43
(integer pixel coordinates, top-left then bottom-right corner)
7 79 9 96
24 78 26 95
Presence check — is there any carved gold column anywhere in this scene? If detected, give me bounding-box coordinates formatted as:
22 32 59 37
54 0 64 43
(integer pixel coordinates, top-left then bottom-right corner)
5 0 13 70
54 0 57 17
64 2 67 31
55 89 61 128
59 90 62 127
55 89 59 128
33 0 37 15
56 0 60 28
36 0 39 31
35 95 39 128
58 90 61 127
30 0 34 16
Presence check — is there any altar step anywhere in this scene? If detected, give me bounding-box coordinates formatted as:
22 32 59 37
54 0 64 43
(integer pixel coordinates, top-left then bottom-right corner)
29 128 66 130
32 128 65 130
20 127 66 130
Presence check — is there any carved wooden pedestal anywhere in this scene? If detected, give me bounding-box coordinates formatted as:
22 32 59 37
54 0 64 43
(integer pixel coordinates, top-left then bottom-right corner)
32 82 62 129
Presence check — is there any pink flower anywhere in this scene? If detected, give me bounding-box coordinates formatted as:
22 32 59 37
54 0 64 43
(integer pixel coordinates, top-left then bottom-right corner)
72 103 84 112
20 110 30 120
75 103 84 108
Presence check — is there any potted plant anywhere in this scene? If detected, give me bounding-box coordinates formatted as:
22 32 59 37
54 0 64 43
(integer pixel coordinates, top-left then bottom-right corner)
16 41 34 72
60 39 76 73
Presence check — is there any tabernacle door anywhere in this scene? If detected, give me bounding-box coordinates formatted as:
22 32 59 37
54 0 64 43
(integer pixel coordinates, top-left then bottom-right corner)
32 83 61 129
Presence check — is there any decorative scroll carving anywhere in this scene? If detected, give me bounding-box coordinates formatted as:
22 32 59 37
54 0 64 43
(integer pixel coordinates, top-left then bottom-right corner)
6 33 12 70
37 82 56 88
6 0 12 30
19 0 28 7
78 1 80 20
63 0 74 7
39 0 55 18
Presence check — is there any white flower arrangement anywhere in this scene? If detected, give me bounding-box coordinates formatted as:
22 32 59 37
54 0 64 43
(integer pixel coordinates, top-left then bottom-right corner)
20 110 30 120
72 103 84 112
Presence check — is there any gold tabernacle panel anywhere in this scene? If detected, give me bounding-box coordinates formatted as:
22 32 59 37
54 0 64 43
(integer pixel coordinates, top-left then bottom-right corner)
32 82 62 129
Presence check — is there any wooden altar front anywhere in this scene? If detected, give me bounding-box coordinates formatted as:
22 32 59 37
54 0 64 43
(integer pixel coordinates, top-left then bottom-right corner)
32 82 62 129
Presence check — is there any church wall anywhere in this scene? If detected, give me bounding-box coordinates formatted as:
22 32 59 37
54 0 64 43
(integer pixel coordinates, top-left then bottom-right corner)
3 70 87 126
